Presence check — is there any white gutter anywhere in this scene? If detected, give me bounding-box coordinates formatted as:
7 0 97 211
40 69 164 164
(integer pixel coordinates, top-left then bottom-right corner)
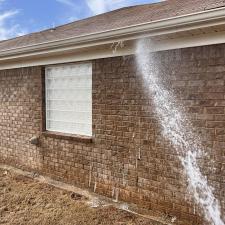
1 6 225 60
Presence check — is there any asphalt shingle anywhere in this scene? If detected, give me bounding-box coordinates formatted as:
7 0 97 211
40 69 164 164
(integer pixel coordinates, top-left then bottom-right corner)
0 0 225 52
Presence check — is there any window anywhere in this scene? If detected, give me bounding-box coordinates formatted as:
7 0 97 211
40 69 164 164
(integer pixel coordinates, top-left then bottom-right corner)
45 63 92 136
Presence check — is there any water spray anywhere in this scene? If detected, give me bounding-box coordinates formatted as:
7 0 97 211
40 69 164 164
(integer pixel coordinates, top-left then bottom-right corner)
136 39 224 225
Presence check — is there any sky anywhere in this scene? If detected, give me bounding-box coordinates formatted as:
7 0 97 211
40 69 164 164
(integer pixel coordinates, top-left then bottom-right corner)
0 0 160 41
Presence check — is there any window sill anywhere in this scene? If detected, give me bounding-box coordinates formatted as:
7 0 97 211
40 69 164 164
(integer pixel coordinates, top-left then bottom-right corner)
42 131 93 143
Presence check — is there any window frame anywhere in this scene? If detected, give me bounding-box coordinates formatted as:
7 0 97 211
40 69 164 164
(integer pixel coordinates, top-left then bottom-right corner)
41 62 93 143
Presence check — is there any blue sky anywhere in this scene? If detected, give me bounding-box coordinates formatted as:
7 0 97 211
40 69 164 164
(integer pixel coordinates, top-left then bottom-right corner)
0 0 160 40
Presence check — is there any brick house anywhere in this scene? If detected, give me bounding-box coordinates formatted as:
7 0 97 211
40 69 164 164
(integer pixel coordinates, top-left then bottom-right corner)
0 1 225 224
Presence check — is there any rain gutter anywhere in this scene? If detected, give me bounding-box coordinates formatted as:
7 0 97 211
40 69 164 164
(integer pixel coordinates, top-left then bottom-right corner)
1 6 225 61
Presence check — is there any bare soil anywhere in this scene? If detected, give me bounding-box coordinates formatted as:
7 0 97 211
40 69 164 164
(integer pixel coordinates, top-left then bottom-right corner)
0 169 163 225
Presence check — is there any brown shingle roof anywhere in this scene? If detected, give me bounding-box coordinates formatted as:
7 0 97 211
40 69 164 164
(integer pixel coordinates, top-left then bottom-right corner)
1 0 225 52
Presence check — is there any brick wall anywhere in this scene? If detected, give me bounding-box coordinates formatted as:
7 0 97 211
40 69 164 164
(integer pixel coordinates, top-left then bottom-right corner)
0 44 225 225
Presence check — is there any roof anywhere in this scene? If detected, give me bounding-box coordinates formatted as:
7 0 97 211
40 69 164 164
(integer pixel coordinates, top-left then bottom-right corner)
0 0 225 52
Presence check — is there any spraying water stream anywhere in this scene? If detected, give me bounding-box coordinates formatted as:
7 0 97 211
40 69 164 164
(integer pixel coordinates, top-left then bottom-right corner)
136 39 224 225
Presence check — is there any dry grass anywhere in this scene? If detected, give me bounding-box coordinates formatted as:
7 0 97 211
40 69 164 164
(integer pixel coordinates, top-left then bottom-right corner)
0 169 163 225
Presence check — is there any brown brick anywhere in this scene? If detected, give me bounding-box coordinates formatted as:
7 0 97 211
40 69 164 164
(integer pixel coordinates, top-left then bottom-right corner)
205 107 224 114
1 45 225 225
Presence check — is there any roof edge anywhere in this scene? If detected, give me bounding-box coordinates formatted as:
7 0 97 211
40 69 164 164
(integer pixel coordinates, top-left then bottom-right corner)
1 6 225 59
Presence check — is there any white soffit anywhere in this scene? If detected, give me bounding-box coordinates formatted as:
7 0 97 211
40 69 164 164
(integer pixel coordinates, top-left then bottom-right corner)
0 28 225 70
1 7 225 69
1 28 225 70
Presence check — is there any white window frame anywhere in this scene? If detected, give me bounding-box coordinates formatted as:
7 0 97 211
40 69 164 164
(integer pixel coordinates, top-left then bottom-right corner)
45 62 92 136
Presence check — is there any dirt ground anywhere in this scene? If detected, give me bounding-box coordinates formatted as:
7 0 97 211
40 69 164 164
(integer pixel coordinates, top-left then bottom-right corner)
0 169 164 225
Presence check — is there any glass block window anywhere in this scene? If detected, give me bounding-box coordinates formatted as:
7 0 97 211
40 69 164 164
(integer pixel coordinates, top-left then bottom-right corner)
45 63 92 136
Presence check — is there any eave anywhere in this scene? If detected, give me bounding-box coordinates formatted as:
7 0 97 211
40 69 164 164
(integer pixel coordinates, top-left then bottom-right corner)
1 6 225 69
